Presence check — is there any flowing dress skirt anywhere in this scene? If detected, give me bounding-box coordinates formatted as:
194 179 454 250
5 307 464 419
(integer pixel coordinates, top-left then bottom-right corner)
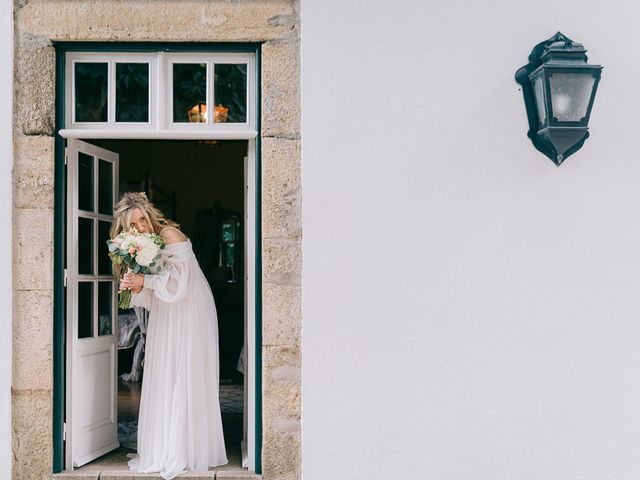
128 240 228 479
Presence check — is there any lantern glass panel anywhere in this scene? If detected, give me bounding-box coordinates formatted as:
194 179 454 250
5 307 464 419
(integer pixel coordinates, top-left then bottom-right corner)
549 72 595 122
532 75 547 126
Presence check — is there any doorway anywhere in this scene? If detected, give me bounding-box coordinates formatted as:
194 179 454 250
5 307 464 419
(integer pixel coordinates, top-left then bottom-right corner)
54 44 262 474
63 137 253 472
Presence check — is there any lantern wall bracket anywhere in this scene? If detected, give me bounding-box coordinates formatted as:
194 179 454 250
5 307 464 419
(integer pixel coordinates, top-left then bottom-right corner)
515 32 603 166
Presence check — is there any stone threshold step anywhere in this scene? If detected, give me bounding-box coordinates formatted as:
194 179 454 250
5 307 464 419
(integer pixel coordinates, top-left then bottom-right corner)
52 470 261 480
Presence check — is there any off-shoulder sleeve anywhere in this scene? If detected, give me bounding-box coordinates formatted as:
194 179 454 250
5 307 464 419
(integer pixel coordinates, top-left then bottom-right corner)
130 287 153 310
143 255 190 303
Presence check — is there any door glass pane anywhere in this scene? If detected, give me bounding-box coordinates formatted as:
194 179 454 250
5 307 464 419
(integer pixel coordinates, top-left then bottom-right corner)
98 159 113 214
98 282 113 336
173 63 207 123
116 63 149 122
98 221 113 275
78 282 94 339
79 217 94 275
74 62 108 122
214 64 247 123
78 152 94 212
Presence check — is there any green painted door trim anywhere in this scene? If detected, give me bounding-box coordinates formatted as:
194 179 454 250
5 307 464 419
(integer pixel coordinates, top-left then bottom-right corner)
254 46 263 476
52 41 263 474
53 41 66 474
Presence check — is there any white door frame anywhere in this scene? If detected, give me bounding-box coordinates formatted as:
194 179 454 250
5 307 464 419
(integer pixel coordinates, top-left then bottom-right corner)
59 130 259 472
243 139 257 470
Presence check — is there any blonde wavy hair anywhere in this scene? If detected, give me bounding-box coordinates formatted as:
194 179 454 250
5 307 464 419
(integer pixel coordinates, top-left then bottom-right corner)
110 192 181 280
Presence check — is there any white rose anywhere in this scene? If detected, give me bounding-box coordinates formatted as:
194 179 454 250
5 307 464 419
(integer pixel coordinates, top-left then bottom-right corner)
136 247 156 267
135 239 160 267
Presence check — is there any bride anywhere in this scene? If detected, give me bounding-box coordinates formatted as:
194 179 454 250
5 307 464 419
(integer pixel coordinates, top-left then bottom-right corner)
112 192 229 479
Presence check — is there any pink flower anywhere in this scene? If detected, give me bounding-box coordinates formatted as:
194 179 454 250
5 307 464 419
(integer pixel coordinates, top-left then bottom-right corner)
129 246 137 255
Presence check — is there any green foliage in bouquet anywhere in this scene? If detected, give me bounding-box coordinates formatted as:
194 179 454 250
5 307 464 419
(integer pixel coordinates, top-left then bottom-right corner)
106 228 167 309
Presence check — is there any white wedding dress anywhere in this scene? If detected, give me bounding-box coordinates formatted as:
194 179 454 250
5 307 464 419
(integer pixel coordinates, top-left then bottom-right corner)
127 235 229 479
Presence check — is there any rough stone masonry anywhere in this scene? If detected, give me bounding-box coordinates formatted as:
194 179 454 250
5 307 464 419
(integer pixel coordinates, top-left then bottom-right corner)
12 1 301 479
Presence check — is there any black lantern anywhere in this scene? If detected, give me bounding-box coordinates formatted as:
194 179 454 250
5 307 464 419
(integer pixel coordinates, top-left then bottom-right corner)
515 32 603 166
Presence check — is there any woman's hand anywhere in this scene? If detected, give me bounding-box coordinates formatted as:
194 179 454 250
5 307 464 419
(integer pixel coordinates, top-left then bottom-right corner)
120 272 145 294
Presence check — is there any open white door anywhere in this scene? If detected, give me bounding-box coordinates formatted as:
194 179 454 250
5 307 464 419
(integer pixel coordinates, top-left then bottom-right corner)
243 140 257 471
65 138 120 468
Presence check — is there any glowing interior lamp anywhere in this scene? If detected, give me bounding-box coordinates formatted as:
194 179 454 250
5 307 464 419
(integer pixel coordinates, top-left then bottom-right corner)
515 32 603 166
187 103 230 123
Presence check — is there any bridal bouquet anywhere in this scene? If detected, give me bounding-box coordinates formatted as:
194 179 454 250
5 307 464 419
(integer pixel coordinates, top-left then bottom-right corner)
107 228 167 309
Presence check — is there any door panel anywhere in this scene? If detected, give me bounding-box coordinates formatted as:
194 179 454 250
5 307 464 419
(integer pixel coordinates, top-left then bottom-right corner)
66 138 120 468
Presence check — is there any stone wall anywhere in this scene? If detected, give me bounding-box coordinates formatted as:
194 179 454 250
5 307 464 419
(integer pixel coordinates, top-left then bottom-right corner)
12 1 301 479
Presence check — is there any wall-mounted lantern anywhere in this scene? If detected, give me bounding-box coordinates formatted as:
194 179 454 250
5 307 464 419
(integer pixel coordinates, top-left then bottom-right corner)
188 102 230 124
188 101 207 123
515 32 603 166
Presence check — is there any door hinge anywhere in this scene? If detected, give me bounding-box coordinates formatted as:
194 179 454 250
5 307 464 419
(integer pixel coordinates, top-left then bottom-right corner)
64 268 68 287
64 147 68 165
63 422 66 441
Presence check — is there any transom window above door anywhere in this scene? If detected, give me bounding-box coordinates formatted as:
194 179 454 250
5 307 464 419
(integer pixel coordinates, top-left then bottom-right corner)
63 51 256 139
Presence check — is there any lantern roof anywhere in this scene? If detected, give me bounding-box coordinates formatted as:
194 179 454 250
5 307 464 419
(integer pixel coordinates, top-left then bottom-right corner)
522 32 593 69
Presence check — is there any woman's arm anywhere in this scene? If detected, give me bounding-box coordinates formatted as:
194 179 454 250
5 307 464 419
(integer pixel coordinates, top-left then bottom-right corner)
142 260 190 303
130 286 153 310
121 227 191 303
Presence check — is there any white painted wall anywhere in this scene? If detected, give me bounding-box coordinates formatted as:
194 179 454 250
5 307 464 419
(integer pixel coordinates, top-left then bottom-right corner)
0 0 12 478
301 1 640 479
